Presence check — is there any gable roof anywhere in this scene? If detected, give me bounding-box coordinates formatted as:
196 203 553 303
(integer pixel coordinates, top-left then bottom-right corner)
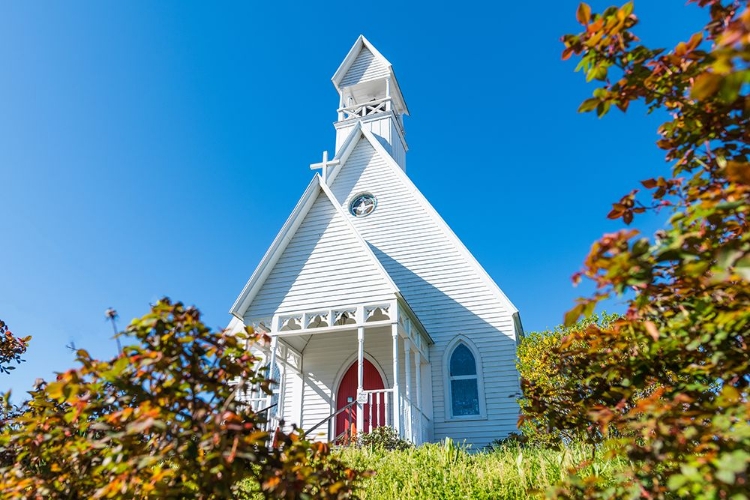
331 35 409 116
230 174 399 320
327 126 520 319
332 35 391 88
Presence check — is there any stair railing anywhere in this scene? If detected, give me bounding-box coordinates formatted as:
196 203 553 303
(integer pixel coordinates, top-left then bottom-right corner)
304 400 357 439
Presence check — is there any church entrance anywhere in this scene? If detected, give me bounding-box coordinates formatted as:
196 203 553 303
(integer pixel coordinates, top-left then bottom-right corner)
335 359 385 442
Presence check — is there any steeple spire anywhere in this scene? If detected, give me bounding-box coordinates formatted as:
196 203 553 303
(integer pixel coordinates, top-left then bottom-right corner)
331 36 409 170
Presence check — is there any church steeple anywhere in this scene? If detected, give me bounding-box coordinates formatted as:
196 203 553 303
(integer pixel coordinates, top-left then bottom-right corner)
331 36 409 170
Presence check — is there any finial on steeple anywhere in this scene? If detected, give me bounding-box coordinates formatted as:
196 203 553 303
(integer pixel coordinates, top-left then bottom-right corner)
309 150 340 183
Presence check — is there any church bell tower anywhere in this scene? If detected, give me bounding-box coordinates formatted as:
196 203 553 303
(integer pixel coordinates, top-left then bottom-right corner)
331 36 409 171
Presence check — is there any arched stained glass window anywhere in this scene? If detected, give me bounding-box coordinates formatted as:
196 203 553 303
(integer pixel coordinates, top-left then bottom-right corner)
449 344 480 417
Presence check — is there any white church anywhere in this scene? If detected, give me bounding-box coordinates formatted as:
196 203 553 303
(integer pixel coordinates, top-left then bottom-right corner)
228 36 523 449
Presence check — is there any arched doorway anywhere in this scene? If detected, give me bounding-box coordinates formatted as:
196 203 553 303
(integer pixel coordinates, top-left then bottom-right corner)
335 359 386 442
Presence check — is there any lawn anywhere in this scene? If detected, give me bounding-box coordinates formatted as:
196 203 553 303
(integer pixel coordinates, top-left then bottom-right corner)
238 438 628 499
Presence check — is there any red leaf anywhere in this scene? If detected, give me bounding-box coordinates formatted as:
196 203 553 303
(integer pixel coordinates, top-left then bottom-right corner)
643 321 659 341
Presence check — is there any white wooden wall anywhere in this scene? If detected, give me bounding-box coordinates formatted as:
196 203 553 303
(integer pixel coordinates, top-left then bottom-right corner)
244 192 395 320
329 138 520 448
336 114 406 171
335 123 356 153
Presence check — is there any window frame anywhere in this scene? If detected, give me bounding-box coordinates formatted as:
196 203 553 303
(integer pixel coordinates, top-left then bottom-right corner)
442 336 487 421
239 352 285 419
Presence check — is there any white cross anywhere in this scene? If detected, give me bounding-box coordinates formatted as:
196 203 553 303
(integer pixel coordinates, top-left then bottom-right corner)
309 151 340 183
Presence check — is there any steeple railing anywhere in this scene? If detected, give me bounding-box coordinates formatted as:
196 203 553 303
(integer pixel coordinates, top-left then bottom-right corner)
338 96 392 120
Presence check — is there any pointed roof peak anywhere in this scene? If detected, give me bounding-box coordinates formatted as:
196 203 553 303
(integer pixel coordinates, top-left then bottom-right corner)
331 35 409 118
229 173 401 319
331 35 392 88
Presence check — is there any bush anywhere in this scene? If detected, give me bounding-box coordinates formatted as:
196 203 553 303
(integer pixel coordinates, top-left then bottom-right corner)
357 426 412 451
541 2 750 497
516 312 619 447
0 299 364 499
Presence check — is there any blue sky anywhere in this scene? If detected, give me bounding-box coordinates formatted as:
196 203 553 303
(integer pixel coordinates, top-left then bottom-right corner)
0 1 706 398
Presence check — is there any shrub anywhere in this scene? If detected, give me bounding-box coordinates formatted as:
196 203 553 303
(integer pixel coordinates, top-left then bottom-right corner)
0 299 364 499
357 426 412 451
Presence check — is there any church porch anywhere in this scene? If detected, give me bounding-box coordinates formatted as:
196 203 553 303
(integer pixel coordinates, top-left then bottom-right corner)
247 299 433 445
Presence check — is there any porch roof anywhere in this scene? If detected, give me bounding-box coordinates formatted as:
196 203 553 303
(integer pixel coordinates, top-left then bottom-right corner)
247 297 433 361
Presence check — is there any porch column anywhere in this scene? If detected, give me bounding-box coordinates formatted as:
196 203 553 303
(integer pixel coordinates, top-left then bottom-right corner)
404 339 412 442
385 77 391 111
391 324 400 435
414 349 422 443
268 335 278 421
356 326 364 436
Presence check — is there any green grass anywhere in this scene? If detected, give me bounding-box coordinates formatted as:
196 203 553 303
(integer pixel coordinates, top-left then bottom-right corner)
236 439 628 499
338 439 627 499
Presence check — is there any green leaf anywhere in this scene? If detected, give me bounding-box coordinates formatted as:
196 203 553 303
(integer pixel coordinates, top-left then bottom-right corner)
596 100 611 117
578 98 600 113
620 2 633 18
667 473 687 491
715 450 750 485
564 304 584 327
715 468 735 484
691 72 722 100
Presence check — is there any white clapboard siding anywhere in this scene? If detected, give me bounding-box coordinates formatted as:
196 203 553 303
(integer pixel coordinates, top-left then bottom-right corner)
245 189 395 320
340 46 389 87
390 118 406 170
361 117 393 157
335 123 357 153
338 115 407 171
329 136 520 448
281 368 302 432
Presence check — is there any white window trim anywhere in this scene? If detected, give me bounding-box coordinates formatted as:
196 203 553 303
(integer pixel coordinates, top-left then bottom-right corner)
241 347 285 419
442 335 487 422
264 357 285 419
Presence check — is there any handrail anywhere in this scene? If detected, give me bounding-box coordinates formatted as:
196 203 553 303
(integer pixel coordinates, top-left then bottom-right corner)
304 400 357 436
253 402 278 416
337 96 391 113
400 394 430 421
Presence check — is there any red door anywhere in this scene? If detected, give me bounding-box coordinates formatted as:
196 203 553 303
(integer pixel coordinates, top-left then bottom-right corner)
336 359 385 442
